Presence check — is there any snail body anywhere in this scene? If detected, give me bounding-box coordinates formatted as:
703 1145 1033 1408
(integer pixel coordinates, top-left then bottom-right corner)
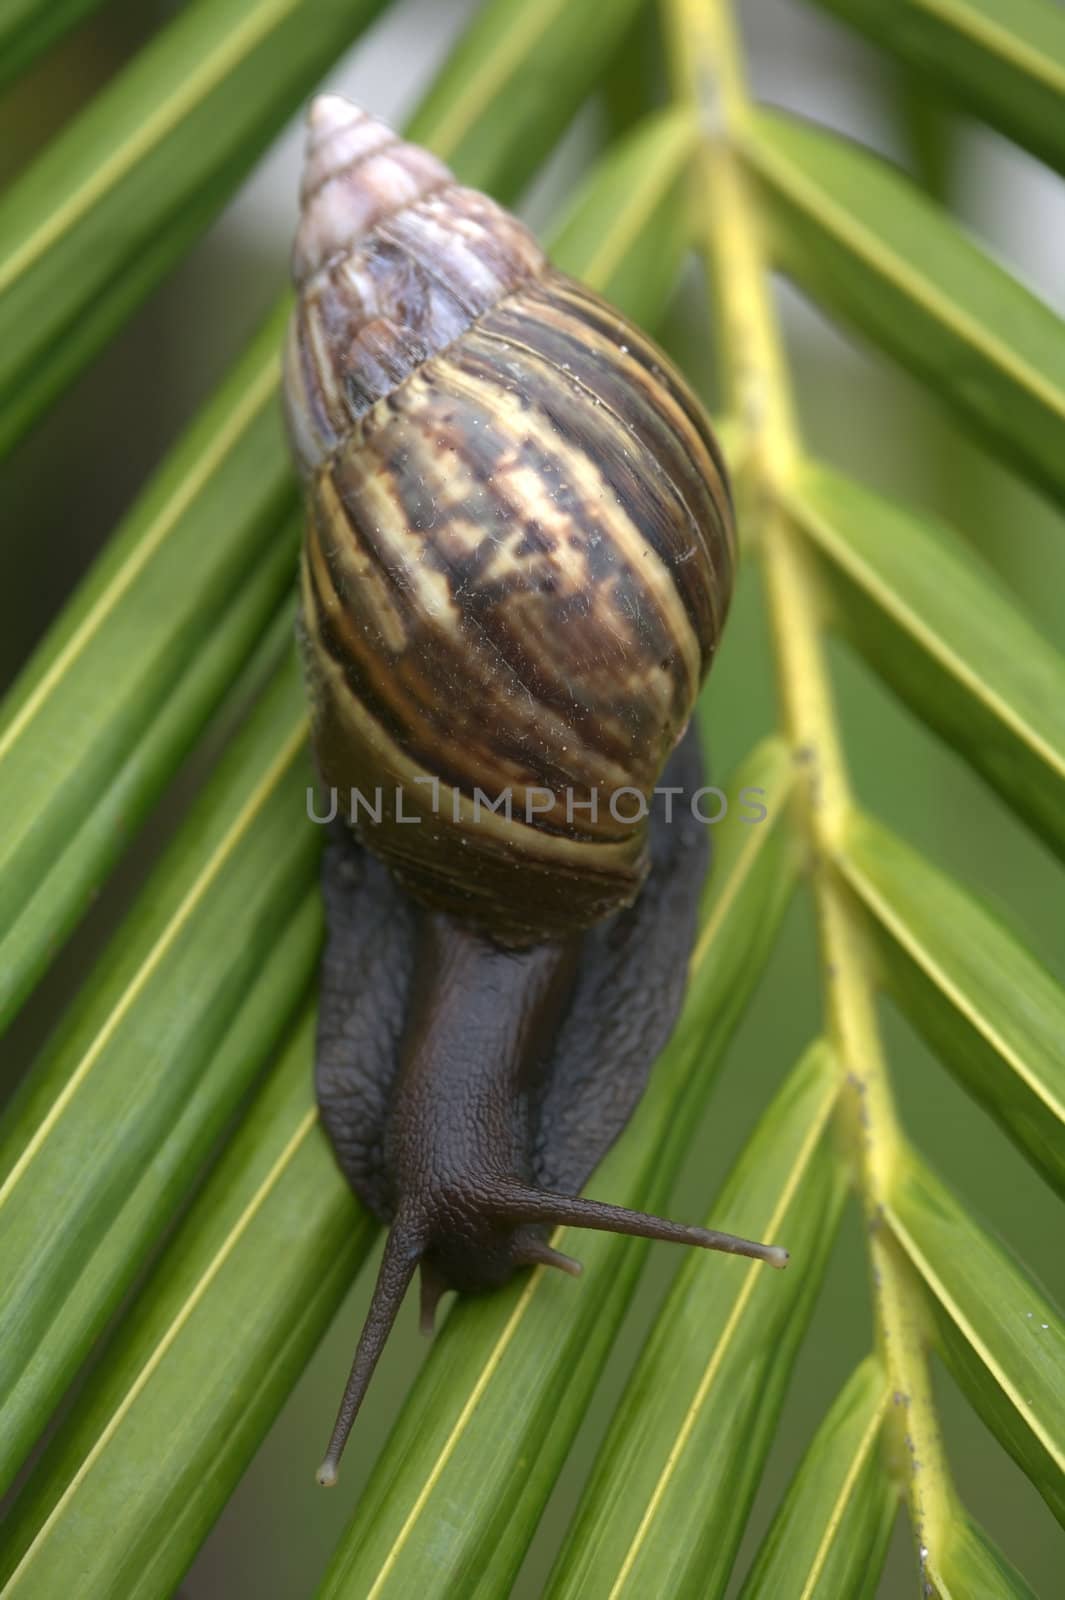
283 97 785 1486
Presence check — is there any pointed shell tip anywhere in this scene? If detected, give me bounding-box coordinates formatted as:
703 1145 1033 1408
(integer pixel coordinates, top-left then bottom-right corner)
306 93 362 134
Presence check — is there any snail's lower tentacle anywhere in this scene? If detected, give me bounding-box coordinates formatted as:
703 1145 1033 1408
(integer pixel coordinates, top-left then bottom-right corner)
418 1258 450 1336
517 1240 584 1277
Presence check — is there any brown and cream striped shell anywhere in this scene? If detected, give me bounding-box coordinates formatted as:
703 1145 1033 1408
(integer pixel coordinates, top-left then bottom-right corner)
283 96 736 946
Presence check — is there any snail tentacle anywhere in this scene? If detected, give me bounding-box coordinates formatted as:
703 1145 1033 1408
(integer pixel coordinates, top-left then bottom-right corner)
490 1184 790 1269
316 1212 425 1488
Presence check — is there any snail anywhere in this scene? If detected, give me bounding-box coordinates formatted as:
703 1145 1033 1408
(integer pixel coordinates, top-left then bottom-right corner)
282 95 787 1487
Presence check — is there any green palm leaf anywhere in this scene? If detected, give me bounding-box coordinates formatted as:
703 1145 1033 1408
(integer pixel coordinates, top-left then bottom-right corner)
840 814 1065 1194
788 464 1065 863
0 0 108 88
745 107 1065 506
737 1358 897 1600
546 1042 845 1599
1 0 1063 1592
888 1150 1065 1525
0 1010 370 1598
806 0 1065 176
0 0 392 453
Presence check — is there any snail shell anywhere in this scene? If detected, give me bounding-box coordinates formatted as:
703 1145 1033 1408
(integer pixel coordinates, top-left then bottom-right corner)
283 96 735 946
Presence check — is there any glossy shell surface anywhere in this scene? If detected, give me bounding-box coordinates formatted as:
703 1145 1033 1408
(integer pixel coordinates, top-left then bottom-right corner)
285 98 735 942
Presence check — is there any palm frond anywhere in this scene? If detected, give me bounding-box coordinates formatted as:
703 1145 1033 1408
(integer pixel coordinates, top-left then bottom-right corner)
1 0 1063 1593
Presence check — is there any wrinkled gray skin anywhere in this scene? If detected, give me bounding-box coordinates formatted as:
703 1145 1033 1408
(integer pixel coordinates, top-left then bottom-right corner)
310 723 720 1483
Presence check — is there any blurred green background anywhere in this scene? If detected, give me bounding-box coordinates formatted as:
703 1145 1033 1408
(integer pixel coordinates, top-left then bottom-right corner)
2 0 1063 1594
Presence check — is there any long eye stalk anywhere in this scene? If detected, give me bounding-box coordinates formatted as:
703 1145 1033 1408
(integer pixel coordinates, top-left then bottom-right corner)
317 1217 424 1488
494 1181 789 1268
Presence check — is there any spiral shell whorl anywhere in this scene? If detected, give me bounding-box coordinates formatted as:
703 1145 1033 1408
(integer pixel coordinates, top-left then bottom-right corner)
292 98 451 287
284 98 546 477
